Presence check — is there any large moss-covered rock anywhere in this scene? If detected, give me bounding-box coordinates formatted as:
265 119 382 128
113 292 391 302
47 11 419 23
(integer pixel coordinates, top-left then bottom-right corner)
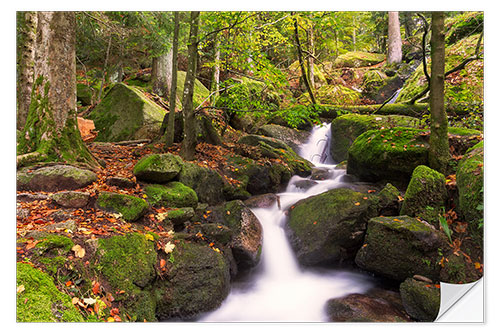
355 216 443 281
456 141 484 244
330 114 424 162
133 153 183 183
95 233 157 321
154 240 231 320
17 262 84 322
399 278 440 322
144 182 198 208
89 83 166 142
96 191 149 222
400 165 447 226
333 51 385 68
178 161 225 205
286 188 378 266
76 83 93 106
257 124 309 153
32 235 75 276
325 288 410 322
299 84 362 105
377 182 402 216
347 127 429 184
17 165 97 192
362 70 404 103
206 200 263 271
51 191 90 208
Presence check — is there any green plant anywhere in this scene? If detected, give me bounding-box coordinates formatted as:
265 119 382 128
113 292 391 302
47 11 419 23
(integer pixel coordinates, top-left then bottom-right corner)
439 208 453 243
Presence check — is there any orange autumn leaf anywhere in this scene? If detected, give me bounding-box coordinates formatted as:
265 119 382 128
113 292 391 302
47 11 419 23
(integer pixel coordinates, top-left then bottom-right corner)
160 259 166 268
92 281 100 295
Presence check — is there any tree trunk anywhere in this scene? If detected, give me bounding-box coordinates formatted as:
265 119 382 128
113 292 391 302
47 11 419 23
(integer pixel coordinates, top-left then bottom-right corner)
293 14 316 105
306 17 315 88
152 47 173 97
387 11 403 65
352 15 357 52
429 12 449 173
210 33 221 104
164 11 180 148
17 11 97 167
17 11 37 131
180 11 200 161
403 12 416 38
97 36 112 102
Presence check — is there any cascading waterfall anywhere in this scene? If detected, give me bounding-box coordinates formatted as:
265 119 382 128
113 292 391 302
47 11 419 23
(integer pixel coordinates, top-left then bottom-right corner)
199 123 375 322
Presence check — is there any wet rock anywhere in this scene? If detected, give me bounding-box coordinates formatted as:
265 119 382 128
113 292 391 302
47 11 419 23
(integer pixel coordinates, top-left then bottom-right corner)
326 288 411 322
355 216 444 282
311 167 332 180
244 193 278 209
292 179 318 190
286 187 378 266
257 124 309 153
400 278 440 322
17 165 97 192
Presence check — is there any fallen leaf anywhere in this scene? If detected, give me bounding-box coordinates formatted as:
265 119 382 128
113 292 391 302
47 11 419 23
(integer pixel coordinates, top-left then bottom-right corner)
164 242 175 254
354 202 360 206
83 297 96 305
145 234 155 241
72 244 86 258
92 281 100 295
17 285 25 293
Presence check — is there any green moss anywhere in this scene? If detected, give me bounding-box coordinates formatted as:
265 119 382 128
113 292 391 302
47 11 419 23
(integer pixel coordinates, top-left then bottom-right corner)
445 12 483 45
17 262 84 322
400 165 447 226
176 71 210 107
400 278 440 322
96 233 157 321
96 192 149 222
330 114 424 162
299 85 362 105
133 153 183 183
144 182 198 208
178 161 225 205
89 83 166 142
347 127 429 183
35 235 74 255
333 51 385 68
456 140 483 244
448 127 481 136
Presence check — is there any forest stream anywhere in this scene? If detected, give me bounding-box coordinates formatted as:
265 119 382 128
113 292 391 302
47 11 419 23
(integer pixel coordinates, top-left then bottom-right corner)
200 124 377 322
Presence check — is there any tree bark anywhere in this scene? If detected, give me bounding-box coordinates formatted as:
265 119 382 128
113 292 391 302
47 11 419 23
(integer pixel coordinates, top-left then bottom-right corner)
17 11 97 167
306 16 315 88
17 11 37 131
387 11 403 65
429 12 449 173
293 14 316 105
210 33 221 104
164 11 180 148
180 11 200 161
152 47 173 97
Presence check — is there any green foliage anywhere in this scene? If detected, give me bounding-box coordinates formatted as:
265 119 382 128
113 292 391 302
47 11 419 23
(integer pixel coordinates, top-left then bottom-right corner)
439 209 453 243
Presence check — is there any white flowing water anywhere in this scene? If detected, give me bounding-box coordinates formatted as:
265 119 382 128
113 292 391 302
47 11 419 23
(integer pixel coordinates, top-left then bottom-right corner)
199 123 375 322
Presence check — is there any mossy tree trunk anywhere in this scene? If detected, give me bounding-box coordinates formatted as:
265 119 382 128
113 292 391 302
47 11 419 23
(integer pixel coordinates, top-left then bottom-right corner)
152 47 173 98
16 11 37 131
164 11 180 148
17 11 98 168
429 12 450 173
180 11 200 161
293 13 316 106
306 15 315 89
387 11 402 65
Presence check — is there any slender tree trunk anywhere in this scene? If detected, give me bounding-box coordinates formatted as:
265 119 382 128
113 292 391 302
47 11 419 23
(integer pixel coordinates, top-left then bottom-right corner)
17 11 37 131
429 12 449 173
387 11 403 65
210 33 221 104
164 11 180 148
17 11 97 167
293 14 316 105
180 11 200 161
352 15 357 52
97 36 112 101
306 18 315 88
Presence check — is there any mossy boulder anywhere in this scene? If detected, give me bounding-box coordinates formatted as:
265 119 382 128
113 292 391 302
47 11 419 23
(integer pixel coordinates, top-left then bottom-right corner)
377 183 402 216
95 233 157 321
76 83 93 106
257 124 309 153
88 83 166 142
133 153 183 183
299 84 362 105
347 127 429 184
178 161 225 205
456 141 484 244
330 114 424 162
206 200 263 271
17 262 84 322
333 52 385 68
285 188 378 266
17 165 97 192
163 207 195 227
144 182 198 208
325 288 410 322
362 70 404 103
400 165 447 227
51 191 90 208
355 216 443 282
96 191 149 222
399 278 440 322
154 240 231 320
32 235 75 276
175 71 210 107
